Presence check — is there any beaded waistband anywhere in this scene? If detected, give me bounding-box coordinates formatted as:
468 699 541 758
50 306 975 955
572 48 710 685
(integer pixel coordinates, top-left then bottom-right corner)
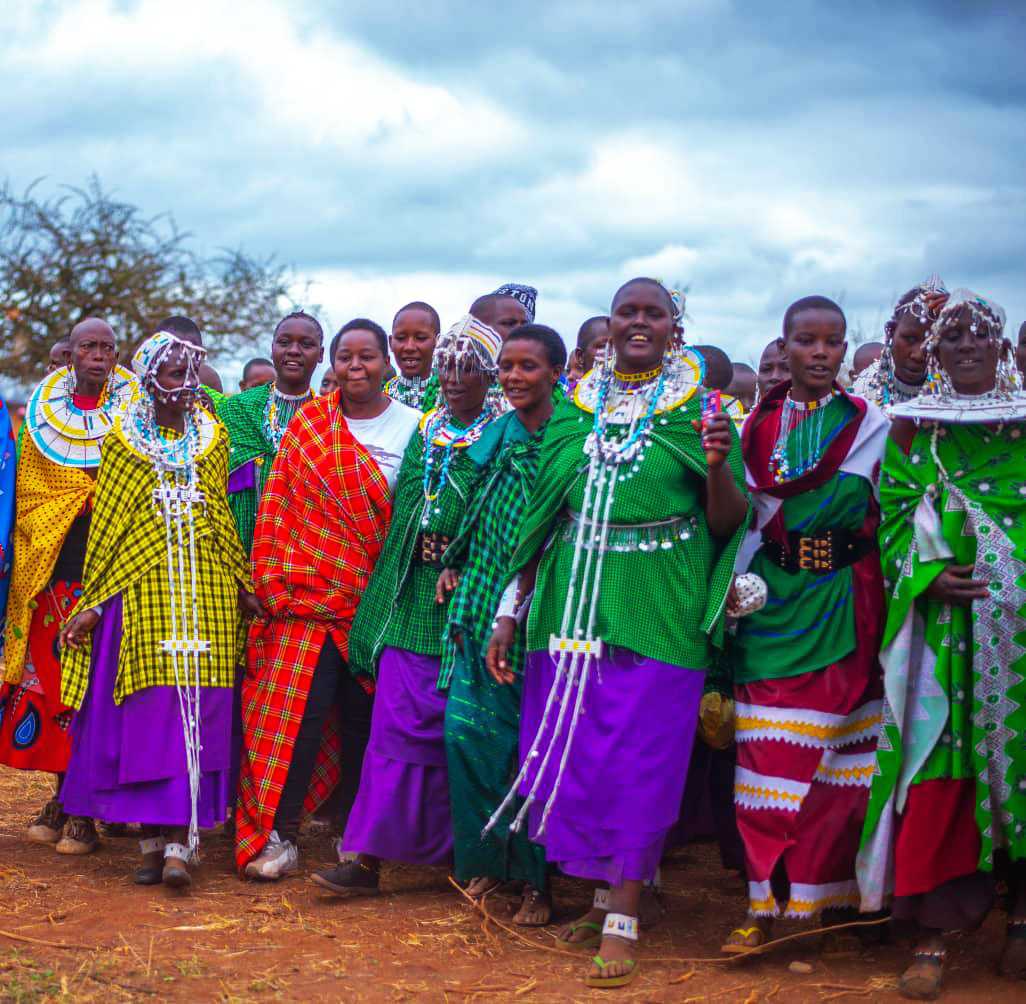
560 510 699 553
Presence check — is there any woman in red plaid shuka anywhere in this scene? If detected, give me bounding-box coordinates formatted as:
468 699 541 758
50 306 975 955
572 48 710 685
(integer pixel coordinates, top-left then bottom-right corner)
235 322 421 878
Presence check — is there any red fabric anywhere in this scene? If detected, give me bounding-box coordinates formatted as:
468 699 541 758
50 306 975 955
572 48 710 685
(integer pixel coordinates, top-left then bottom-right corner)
734 503 885 909
743 380 868 499
235 394 393 871
895 778 981 897
0 582 77 773
71 394 99 410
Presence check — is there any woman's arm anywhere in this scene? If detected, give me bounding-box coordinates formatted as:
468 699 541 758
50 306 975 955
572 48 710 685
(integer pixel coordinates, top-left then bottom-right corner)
696 411 749 538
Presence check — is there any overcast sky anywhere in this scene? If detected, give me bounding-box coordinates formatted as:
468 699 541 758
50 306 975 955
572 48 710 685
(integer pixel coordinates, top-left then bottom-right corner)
3 0 1024 389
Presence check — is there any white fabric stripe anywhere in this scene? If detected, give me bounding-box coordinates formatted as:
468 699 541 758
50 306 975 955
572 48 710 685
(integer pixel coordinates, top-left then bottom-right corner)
784 880 859 919
815 749 877 787
734 699 883 749
734 765 810 811
747 878 778 916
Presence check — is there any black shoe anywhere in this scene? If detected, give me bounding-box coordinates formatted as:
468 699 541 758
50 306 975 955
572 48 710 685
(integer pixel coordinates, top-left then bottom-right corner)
310 860 380 897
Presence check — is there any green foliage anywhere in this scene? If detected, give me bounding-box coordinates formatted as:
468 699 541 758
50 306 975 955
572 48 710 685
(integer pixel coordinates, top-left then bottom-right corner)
0 176 305 383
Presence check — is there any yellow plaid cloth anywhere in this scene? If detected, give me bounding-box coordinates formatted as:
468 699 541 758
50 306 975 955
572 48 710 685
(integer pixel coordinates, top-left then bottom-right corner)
61 414 253 709
3 436 94 683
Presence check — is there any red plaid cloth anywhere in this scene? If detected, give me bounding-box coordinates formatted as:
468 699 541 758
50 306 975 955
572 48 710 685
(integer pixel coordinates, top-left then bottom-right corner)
234 393 392 871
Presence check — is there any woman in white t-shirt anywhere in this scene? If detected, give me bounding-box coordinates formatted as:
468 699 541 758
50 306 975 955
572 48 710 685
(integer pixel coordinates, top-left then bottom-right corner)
237 318 420 881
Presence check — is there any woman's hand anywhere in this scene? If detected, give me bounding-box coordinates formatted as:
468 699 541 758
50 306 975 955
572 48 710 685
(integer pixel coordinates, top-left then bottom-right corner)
239 588 267 619
925 563 989 607
692 411 732 468
435 567 460 605
59 609 100 651
486 617 517 685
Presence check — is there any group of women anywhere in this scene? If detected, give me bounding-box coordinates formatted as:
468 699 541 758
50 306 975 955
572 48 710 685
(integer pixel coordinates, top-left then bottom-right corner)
0 276 1024 998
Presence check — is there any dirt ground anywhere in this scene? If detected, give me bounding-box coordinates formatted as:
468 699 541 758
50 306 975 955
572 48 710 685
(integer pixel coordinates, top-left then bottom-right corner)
0 768 1021 1002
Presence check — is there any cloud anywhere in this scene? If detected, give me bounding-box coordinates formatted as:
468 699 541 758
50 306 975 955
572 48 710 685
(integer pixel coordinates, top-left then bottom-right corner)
1 0 1023 396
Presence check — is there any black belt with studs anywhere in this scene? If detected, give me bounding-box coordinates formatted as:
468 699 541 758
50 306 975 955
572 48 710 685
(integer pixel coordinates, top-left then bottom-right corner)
761 528 876 575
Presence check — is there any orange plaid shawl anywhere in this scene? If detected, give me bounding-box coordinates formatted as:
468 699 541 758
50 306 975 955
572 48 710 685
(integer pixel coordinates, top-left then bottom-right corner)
235 392 392 870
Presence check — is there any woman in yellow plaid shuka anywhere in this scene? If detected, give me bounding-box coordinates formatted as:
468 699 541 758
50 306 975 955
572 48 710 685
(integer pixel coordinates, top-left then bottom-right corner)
58 327 262 891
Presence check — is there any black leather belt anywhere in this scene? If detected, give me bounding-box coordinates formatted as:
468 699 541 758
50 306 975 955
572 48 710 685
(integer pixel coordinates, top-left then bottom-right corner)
761 528 876 575
415 532 451 568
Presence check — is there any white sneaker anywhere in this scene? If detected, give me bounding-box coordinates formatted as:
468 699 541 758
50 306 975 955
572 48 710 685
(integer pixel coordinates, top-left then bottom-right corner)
244 830 299 880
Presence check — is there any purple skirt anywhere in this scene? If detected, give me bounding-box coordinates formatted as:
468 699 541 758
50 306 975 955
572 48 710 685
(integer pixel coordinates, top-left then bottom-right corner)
341 647 452 865
519 647 705 884
60 594 233 827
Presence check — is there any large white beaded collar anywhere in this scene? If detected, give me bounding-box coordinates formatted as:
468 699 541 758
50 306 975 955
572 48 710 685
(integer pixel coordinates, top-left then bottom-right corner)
572 347 703 422
25 365 139 469
116 405 221 466
889 390 1026 424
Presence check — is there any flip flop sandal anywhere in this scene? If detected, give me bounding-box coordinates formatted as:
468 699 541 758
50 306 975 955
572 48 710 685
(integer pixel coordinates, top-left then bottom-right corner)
557 919 603 947
585 956 638 989
584 912 640 989
721 925 767 955
557 887 609 947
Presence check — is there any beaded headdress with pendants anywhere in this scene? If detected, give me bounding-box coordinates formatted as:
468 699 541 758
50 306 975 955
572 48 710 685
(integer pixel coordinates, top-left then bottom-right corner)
889 289 1026 425
856 274 947 407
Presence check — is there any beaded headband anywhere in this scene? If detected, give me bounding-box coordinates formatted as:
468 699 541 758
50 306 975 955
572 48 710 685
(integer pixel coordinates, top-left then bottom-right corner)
884 273 948 341
434 314 502 376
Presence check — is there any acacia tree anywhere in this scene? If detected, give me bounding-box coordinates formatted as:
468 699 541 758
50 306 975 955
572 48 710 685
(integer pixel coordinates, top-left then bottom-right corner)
0 177 304 383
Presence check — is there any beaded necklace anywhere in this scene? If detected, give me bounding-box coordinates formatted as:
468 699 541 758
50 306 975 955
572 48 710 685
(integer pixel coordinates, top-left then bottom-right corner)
768 389 838 483
263 384 313 452
420 408 492 526
385 373 431 409
588 366 667 480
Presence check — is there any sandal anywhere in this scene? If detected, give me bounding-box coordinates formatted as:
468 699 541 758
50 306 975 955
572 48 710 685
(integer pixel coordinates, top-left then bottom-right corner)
134 836 166 885
721 924 768 955
162 842 192 889
557 888 608 947
899 951 944 1001
585 913 639 989
513 884 552 927
998 919 1026 979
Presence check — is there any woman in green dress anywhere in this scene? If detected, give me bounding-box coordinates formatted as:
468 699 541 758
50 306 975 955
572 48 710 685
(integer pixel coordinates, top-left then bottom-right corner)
858 290 1026 999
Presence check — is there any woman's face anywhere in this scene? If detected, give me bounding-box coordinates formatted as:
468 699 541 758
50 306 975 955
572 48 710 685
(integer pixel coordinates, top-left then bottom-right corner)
439 360 489 422
151 350 199 417
333 329 388 405
890 313 929 386
609 283 673 374
390 308 438 379
498 338 560 413
935 307 999 395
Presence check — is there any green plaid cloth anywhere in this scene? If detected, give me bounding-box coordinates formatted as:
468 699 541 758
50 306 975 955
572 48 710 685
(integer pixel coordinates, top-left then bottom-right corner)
511 392 748 669
440 411 541 689
348 417 489 677
60 418 252 709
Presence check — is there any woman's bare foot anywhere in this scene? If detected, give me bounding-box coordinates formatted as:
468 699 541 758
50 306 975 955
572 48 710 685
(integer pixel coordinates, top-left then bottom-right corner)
465 876 501 899
899 930 945 1001
513 885 552 926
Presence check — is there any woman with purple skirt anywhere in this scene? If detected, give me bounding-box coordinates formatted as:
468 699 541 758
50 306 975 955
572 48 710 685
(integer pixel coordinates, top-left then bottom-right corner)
59 329 261 889
486 278 749 989
309 315 504 896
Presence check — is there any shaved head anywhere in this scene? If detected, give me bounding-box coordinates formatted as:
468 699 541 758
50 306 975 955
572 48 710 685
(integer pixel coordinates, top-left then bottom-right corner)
69 317 115 348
